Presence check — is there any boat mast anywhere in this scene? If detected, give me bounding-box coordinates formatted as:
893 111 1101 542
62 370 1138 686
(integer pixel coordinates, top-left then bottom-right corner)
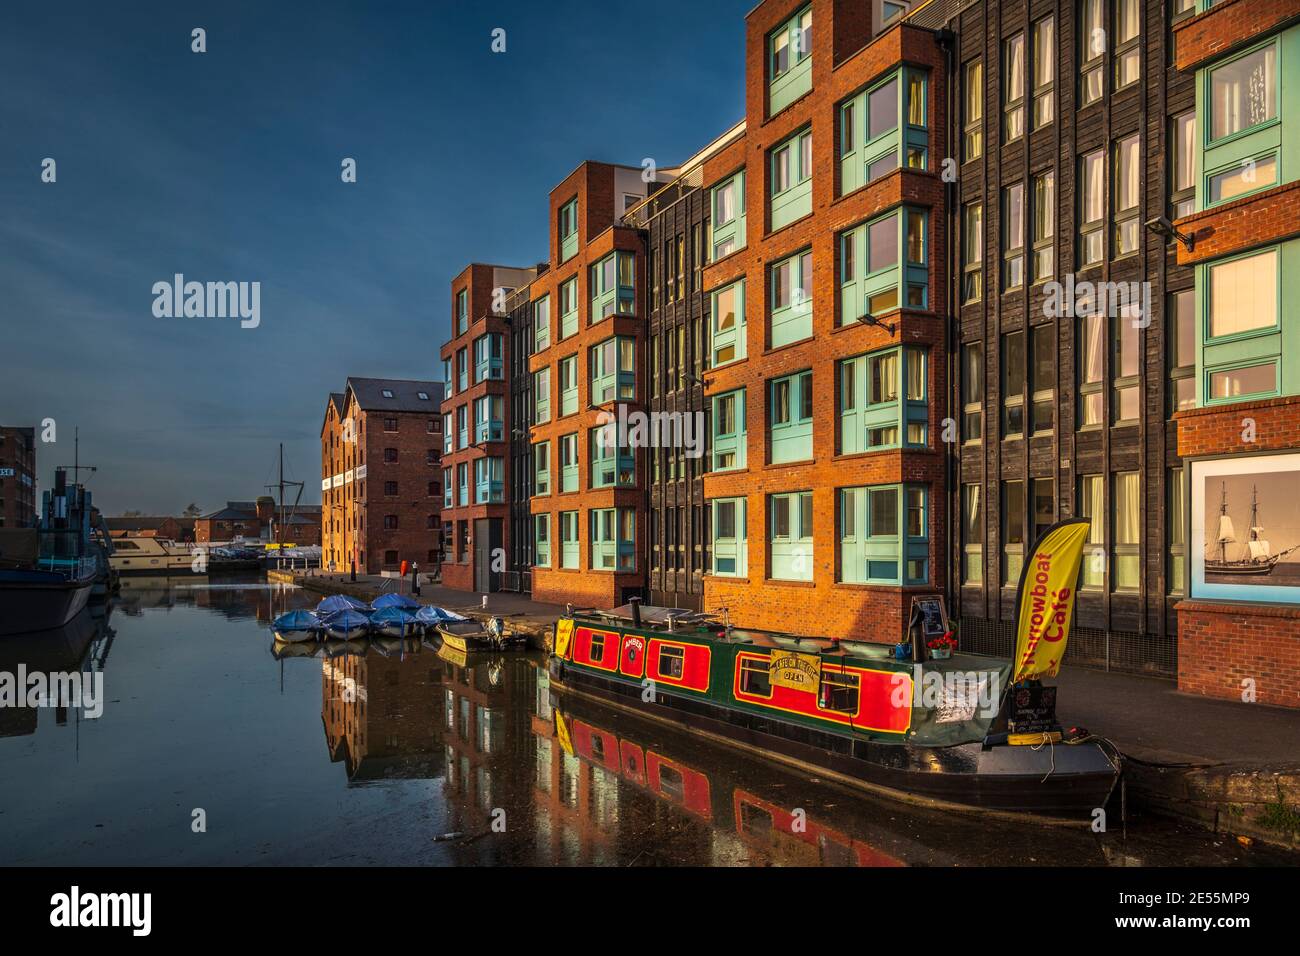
1220 482 1228 564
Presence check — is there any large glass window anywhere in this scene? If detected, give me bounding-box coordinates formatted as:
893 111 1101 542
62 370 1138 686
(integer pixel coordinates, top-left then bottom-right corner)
1209 45 1276 142
963 60 983 162
711 497 748 577
1002 182 1025 291
840 484 928 585
1171 112 1196 219
769 371 814 463
559 198 579 263
1079 149 1105 268
1030 324 1054 434
559 433 578 492
534 441 550 497
839 67 929 195
1032 17 1055 130
1001 331 1025 439
1002 480 1025 584
1113 134 1140 258
1168 289 1196 415
560 511 579 569
839 346 927 453
962 483 982 585
1080 0 1104 107
962 343 983 442
1003 33 1025 142
1113 309 1141 423
1032 170 1055 283
533 368 550 424
1078 311 1105 427
534 514 551 568
534 295 551 352
558 355 578 417
840 207 927 324
589 336 636 404
710 172 747 260
962 202 983 303
769 491 813 582
1207 249 1279 340
559 277 578 338
770 128 813 230
1079 474 1105 588
1114 472 1140 591
770 249 813 346
712 389 747 472
589 251 636 321
710 280 746 367
590 507 636 572
1114 0 1140 90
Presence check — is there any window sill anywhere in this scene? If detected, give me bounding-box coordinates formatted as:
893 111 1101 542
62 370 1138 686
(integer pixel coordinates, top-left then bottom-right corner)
764 457 815 470
764 578 815 588
764 211 815 241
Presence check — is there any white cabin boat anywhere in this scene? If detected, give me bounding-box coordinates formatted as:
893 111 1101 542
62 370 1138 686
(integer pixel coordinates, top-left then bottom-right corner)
108 536 206 577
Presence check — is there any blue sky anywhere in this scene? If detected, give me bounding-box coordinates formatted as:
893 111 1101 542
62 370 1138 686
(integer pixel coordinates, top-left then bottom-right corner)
0 0 750 513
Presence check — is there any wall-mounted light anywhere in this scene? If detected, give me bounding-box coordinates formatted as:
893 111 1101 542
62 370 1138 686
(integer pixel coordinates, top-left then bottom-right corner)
1145 215 1196 253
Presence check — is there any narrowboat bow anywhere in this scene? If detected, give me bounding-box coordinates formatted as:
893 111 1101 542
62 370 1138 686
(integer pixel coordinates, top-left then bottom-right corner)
549 604 1119 821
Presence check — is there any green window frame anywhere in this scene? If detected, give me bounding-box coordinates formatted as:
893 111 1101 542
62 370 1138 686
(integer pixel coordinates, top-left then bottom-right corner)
710 279 746 368
770 249 812 346
473 332 503 382
839 207 927 326
474 394 504 443
768 371 813 464
455 288 468 336
589 336 635 405
589 426 635 488
534 441 550 497
710 171 747 260
768 5 812 117
560 511 579 569
559 277 579 339
534 294 551 352
534 514 551 568
839 67 929 196
590 251 636 322
839 346 928 454
590 507 636 572
442 466 453 509
839 484 928 585
710 497 748 577
769 491 813 582
456 462 469 507
559 433 578 492
1199 244 1289 406
559 198 579 263
558 355 578 416
711 388 746 472
770 127 812 230
474 457 504 504
533 367 551 424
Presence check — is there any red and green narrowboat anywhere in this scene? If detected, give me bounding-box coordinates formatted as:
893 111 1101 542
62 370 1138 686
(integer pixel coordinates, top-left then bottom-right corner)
548 603 1119 821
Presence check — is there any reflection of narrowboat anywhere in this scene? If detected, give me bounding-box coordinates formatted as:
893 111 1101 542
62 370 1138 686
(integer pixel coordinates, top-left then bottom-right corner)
553 698 911 866
549 605 1118 820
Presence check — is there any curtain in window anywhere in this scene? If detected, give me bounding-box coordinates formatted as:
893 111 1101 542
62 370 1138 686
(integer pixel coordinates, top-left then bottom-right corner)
1209 250 1277 337
1116 473 1140 545
1212 48 1276 139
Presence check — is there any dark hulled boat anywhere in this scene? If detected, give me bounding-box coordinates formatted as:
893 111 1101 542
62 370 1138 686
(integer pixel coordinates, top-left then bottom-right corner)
549 604 1119 821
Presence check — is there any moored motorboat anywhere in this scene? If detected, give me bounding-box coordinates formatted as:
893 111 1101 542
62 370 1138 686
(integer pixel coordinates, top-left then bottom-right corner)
414 604 466 634
369 606 415 638
0 567 95 636
322 608 371 641
436 616 526 652
272 609 322 643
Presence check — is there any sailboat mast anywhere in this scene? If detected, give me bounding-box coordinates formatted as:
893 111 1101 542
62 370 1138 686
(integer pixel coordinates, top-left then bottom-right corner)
1220 482 1228 564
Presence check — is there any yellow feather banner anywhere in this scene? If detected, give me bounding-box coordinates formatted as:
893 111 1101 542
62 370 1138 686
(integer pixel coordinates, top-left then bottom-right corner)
1012 519 1091 683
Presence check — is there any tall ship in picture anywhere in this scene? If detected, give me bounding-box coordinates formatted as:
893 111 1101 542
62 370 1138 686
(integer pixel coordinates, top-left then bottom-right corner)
1205 482 1300 577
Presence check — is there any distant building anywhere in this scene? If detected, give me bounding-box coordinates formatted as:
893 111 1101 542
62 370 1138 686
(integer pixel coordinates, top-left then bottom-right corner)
194 500 270 543
0 426 37 529
105 516 195 542
320 377 446 574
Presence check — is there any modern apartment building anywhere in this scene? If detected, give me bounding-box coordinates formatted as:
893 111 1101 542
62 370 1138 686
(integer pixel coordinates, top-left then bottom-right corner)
525 161 666 609
506 281 541 594
0 426 37 529
423 0 1300 707
320 377 445 575
438 263 539 592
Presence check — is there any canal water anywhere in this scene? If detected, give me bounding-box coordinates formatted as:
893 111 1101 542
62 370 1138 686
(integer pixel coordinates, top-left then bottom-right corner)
0 581 1291 866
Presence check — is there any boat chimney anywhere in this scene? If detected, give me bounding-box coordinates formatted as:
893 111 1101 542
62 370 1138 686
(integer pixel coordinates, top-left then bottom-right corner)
629 596 642 628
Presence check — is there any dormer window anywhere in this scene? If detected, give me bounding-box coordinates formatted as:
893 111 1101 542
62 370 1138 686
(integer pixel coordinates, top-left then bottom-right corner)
381 388 394 399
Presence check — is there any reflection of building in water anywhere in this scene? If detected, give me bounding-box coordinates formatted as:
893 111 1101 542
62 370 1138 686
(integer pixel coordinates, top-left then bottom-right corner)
320 647 445 781
537 684 916 866
439 654 539 863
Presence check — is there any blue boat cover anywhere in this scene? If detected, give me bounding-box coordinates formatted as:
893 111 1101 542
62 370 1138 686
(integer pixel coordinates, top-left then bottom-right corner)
371 592 422 610
317 594 370 614
323 608 371 629
414 605 469 625
273 609 321 631
370 607 415 625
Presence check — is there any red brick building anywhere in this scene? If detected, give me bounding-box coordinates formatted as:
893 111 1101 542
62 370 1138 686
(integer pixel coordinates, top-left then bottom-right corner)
1169 0 1300 708
527 162 660 608
320 378 445 575
0 426 37 529
697 1 950 639
438 263 539 591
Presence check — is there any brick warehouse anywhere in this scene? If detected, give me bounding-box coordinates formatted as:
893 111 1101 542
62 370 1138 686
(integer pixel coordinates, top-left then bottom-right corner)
0 426 37 529
320 377 445 575
421 0 1300 708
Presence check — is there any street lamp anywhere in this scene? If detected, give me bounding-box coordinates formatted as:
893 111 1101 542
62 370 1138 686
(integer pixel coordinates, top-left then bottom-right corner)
1145 215 1196 253
856 311 896 336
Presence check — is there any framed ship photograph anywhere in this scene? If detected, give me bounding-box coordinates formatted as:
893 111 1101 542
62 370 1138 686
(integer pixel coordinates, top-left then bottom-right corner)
1189 453 1300 605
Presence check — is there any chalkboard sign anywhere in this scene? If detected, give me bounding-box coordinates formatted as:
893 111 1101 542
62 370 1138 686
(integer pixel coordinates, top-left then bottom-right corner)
910 595 950 638
1009 685 1058 733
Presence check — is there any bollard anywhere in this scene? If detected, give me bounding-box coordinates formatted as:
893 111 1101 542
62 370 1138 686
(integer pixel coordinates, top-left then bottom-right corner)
481 595 488 610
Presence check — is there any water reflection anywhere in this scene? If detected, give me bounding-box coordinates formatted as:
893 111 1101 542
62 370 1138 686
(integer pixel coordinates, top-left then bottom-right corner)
0 582 1290 866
